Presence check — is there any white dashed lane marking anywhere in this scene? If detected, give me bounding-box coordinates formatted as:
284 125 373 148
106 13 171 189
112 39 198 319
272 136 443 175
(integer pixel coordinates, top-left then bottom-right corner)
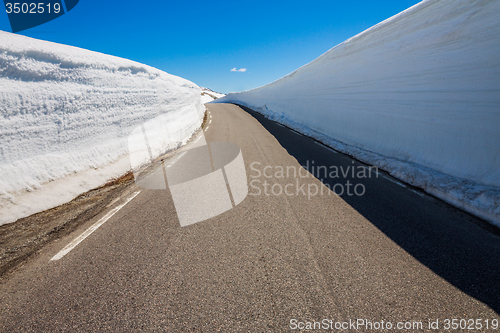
50 191 141 261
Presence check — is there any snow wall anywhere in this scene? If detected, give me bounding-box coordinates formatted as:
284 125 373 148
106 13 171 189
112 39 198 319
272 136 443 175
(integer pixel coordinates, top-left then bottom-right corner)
215 0 500 227
0 31 204 225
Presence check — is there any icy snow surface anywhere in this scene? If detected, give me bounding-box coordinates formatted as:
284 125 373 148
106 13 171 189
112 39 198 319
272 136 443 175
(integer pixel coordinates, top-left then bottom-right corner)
0 31 204 225
215 0 500 227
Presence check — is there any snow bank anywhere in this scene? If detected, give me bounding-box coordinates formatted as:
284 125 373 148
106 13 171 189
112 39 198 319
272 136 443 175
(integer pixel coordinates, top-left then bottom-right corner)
215 0 500 227
201 87 225 104
0 31 204 225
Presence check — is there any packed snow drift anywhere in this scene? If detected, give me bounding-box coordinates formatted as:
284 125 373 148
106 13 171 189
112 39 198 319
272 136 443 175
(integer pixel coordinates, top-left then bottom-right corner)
0 31 204 225
216 0 500 227
201 87 225 104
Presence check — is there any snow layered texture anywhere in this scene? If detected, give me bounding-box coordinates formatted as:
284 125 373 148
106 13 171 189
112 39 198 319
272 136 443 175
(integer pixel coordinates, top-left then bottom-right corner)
216 0 500 227
0 31 204 225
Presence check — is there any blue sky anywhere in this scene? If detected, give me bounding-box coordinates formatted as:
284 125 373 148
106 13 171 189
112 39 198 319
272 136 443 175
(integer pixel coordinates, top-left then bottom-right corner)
0 0 422 93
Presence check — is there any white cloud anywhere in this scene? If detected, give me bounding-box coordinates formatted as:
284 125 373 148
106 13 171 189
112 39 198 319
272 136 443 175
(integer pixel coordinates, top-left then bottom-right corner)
231 68 247 72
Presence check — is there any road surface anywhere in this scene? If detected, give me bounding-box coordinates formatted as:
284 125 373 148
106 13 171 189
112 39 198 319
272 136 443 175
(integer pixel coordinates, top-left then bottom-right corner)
1 103 499 331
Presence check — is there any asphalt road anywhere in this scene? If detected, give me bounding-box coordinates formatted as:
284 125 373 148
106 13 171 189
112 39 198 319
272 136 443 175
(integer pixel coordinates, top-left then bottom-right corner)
1 103 499 332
